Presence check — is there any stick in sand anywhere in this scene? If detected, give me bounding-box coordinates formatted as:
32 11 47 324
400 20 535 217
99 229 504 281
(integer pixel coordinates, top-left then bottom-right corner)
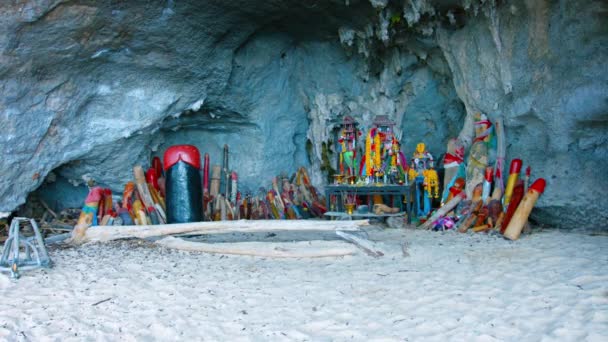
203 153 210 194
222 144 230 199
492 117 506 200
210 165 221 198
92 297 112 306
134 166 156 211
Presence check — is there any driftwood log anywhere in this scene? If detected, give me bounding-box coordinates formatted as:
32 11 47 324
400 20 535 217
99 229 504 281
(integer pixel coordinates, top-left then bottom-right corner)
335 231 384 257
71 219 369 244
156 236 357 258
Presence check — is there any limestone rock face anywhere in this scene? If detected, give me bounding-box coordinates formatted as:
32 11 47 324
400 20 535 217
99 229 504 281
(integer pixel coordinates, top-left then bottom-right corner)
437 0 608 228
0 0 259 213
0 0 605 229
1 0 464 214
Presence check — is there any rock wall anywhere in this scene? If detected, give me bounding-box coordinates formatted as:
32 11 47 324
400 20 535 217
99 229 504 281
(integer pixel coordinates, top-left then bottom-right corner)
0 0 258 214
437 0 608 228
2 0 464 214
331 0 607 229
1 0 606 229
150 30 464 194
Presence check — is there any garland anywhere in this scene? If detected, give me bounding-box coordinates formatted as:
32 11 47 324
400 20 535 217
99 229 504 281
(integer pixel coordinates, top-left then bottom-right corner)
374 132 381 173
365 129 373 176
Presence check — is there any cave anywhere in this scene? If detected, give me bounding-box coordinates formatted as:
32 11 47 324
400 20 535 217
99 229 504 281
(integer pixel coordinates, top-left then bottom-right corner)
1 0 608 339
3 0 605 229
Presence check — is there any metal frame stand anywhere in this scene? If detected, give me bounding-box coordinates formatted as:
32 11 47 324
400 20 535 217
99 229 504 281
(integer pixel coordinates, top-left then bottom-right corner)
0 217 52 279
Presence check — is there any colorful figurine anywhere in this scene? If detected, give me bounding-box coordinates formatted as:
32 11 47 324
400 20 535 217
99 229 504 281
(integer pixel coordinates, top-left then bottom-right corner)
384 139 408 184
422 161 440 199
412 142 435 217
412 142 434 171
363 115 396 182
337 116 361 177
407 160 418 184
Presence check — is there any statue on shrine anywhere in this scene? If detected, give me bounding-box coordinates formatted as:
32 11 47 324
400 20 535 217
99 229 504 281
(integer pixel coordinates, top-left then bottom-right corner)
337 115 361 178
362 115 397 183
412 142 434 172
412 142 437 217
384 138 408 184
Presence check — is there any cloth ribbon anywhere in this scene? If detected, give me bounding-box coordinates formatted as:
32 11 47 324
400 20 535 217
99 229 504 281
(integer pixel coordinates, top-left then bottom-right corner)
444 152 464 168
82 204 98 226
473 120 493 143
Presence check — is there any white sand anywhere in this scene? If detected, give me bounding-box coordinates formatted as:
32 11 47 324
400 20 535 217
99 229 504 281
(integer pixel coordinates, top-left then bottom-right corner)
1 228 607 341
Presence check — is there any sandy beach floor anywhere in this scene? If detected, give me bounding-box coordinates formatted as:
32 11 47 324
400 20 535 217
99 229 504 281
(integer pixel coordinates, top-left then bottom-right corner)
1 227 607 341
